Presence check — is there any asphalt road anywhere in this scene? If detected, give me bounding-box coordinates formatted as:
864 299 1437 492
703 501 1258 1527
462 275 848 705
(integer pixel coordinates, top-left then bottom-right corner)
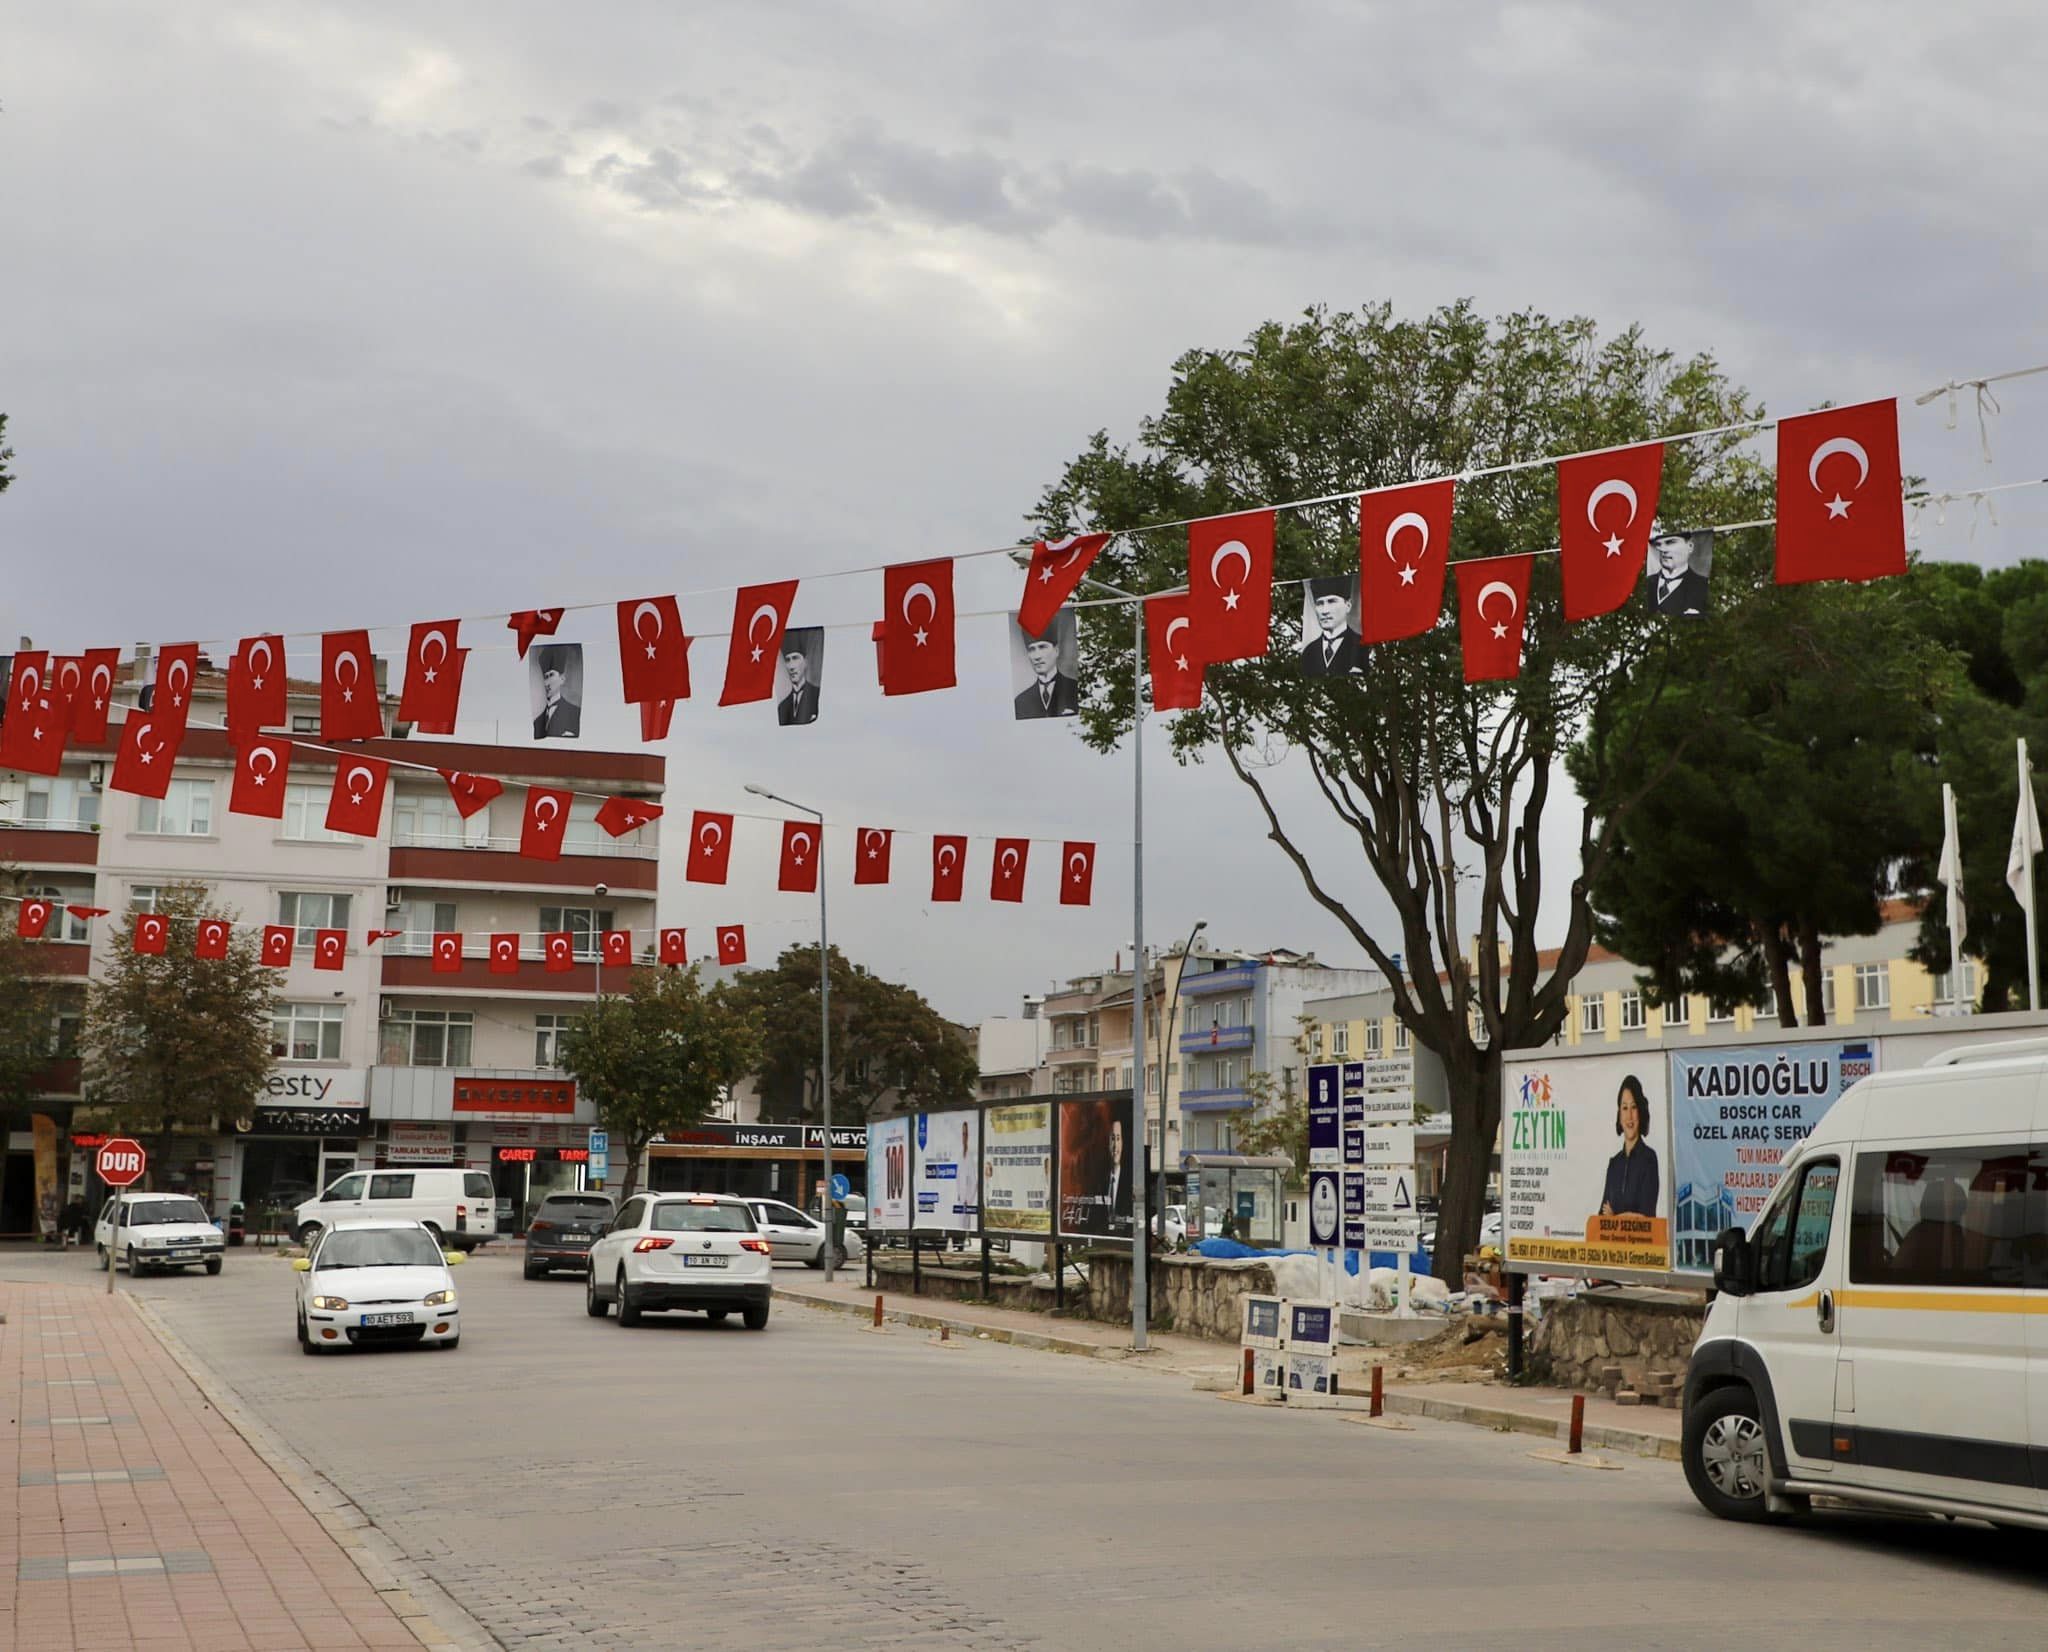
7 1244 2045 1650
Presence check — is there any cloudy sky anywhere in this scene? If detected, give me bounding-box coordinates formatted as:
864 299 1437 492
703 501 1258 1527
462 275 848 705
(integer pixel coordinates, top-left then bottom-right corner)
5 3 2043 1023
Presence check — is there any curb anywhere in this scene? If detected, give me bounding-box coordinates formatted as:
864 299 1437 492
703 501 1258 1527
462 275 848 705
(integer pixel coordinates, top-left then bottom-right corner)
776 1286 1140 1361
126 1294 502 1651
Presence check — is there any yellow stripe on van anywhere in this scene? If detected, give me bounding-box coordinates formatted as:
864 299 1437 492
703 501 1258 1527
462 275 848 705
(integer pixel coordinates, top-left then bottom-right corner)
1835 1289 2048 1314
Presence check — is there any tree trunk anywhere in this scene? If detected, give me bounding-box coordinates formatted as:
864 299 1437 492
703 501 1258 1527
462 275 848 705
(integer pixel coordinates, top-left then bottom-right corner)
1758 920 1797 1028
1431 1044 1501 1285
618 1135 648 1202
1798 917 1825 1025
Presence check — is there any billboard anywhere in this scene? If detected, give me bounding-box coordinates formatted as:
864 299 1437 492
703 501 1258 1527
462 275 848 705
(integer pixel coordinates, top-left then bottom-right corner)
914 1109 980 1232
865 1115 912 1232
982 1102 1053 1236
1056 1095 1136 1241
1504 1051 1673 1275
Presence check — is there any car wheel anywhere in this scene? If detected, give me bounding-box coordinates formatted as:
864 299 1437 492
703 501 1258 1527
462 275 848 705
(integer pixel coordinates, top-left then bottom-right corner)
805 1248 825 1270
1684 1386 1777 1522
585 1268 609 1318
126 1246 142 1276
439 1336 460 1351
742 1302 770 1331
298 1312 318 1355
97 1244 110 1272
706 1308 729 1322
205 1259 222 1276
295 1222 322 1249
615 1269 642 1327
523 1261 544 1280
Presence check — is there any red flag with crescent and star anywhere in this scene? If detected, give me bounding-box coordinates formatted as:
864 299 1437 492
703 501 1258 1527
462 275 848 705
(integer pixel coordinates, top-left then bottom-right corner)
66 905 109 923
507 609 563 659
931 835 967 903
0 652 65 776
544 932 575 973
638 698 677 742
778 820 821 893
879 559 957 696
659 927 688 966
1018 534 1111 639
16 897 54 940
261 925 295 968
439 770 503 820
617 596 692 705
488 933 520 974
596 795 662 837
1456 556 1535 683
1145 593 1206 711
1060 841 1096 906
1558 442 1664 622
602 930 632 968
63 648 121 744
313 930 347 971
133 912 169 955
432 932 463 973
228 635 288 742
110 712 181 800
1187 509 1274 664
401 620 466 735
719 581 799 706
520 786 572 862
1775 399 1907 586
687 810 734 883
854 826 893 885
326 755 390 837
320 630 383 742
716 925 747 965
1359 479 1455 643
194 918 231 961
990 838 1029 903
150 644 199 737
229 736 294 820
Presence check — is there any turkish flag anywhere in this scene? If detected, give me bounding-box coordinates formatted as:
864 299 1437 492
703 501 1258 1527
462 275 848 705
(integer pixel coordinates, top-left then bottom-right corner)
1359 479 1455 643
596 795 662 837
194 918 231 961
719 581 800 705
321 630 384 742
1558 442 1664 621
1775 398 1907 586
440 769 504 820
326 756 391 837
150 644 199 735
367 929 403 947
931 835 967 903
229 736 294 820
879 559 957 695
521 786 572 861
488 933 520 974
312 929 346 971
1019 534 1110 639
134 912 169 955
17 897 53 939
602 930 632 968
716 925 747 966
1145 593 1206 711
854 826 893 885
64 649 120 743
401 621 466 735
778 820 820 893
659 927 688 966
0 652 65 776
1061 841 1096 906
432 932 463 972
227 635 288 742
1188 509 1273 663
638 697 677 742
617 596 692 705
508 609 563 659
687 810 734 883
544 931 576 973
110 712 181 799
990 838 1029 903
66 905 109 923
261 925 295 968
1456 556 1535 683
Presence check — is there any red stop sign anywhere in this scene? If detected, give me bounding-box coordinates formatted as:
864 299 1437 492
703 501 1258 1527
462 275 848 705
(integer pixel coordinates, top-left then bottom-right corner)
96 1138 147 1188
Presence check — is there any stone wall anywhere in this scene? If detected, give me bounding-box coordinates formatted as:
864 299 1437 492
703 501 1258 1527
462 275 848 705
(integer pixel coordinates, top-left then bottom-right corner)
1084 1251 1278 1341
869 1258 1059 1312
1527 1289 1707 1402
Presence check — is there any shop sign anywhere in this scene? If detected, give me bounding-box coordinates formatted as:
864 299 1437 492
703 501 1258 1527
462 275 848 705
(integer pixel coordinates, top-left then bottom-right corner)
263 1069 370 1108
247 1106 366 1136
452 1077 577 1116
387 1123 455 1165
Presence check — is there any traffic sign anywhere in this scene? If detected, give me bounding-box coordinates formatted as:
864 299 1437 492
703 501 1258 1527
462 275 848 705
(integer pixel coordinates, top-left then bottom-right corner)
587 1129 609 1155
96 1138 146 1188
830 1173 851 1201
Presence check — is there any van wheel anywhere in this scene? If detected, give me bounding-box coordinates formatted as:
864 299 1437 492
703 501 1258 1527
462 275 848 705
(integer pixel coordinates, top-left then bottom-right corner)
422 1222 445 1248
296 1222 322 1249
1684 1386 1775 1521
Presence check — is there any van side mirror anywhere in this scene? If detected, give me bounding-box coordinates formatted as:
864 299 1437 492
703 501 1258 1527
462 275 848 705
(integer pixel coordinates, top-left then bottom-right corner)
1712 1226 1754 1297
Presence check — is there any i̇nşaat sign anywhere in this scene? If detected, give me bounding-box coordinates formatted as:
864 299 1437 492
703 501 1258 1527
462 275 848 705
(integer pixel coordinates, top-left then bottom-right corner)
452 1077 578 1115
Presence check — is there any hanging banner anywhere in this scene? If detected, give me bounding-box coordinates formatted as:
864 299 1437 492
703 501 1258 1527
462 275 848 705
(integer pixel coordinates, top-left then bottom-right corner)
1669 1039 1875 1273
1504 1051 1674 1275
982 1102 1053 1236
1056 1095 1136 1242
865 1115 912 1232
914 1109 980 1232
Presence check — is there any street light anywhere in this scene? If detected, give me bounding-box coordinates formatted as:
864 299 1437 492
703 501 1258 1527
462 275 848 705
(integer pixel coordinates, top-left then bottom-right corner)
744 783 836 1282
591 881 608 1200
1158 919 1207 1238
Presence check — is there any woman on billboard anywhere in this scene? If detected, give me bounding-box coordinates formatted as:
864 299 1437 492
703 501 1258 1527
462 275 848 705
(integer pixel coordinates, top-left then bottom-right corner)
1600 1075 1660 1219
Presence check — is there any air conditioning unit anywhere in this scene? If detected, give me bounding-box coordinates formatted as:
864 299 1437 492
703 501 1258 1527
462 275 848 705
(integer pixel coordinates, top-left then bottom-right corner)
380 997 396 1019
385 887 405 912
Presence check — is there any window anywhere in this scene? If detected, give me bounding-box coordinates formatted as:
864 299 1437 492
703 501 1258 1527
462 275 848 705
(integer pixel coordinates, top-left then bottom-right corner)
1676 995 1695 1026
1849 1145 2038 1289
1854 963 1890 1012
368 1173 416 1200
539 906 615 958
27 885 92 942
535 1012 575 1069
1705 999 1737 1025
1392 1020 1409 1052
1619 991 1645 1032
1932 960 1980 1007
1580 995 1605 1035
615 1198 646 1231
48 995 83 1058
1468 1007 1491 1047
18 776 100 829
278 890 352 946
321 1172 367 1202
392 789 465 847
379 1009 473 1067
463 1171 493 1202
1753 1157 1840 1293
1332 1024 1350 1056
281 783 351 843
291 714 318 734
390 899 457 955
272 1002 344 1062
135 779 213 836
128 885 161 914
1821 970 1838 1017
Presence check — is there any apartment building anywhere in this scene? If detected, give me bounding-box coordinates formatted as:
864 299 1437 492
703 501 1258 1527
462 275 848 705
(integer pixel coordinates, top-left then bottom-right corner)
975 996 1054 1102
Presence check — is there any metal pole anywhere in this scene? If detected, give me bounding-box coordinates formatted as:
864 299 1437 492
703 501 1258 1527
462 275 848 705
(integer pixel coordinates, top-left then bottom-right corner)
1942 783 1964 1015
2023 741 2041 1013
1130 594 1148 1353
1158 919 1206 1249
819 815 835 1283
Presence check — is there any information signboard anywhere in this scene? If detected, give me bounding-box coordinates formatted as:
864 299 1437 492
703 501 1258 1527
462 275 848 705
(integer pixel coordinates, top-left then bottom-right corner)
1307 1170 1342 1248
1307 1064 1341 1166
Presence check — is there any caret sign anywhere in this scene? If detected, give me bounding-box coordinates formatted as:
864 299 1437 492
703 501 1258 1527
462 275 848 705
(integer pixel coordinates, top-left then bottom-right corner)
97 1137 147 1188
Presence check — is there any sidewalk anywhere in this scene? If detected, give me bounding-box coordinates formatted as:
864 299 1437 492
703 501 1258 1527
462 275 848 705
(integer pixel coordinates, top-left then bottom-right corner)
774 1273 1682 1460
1 1278 430 1652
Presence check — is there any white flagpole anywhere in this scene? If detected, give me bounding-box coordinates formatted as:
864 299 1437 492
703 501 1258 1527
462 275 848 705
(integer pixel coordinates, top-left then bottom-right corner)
2022 741 2041 1012
1941 783 1966 1013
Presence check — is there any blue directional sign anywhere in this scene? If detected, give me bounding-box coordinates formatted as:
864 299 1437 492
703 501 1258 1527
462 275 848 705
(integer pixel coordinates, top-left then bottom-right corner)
830 1173 851 1201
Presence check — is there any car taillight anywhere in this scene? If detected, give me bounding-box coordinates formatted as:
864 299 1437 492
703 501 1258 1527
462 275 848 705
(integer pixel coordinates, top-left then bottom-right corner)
739 1238 771 1255
531 1220 553 1233
633 1236 674 1253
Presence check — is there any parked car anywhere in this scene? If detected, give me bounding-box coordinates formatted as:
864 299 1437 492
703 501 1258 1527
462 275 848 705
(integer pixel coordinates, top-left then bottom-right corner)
294 1220 464 1354
809 1191 867 1233
95 1193 225 1276
295 1167 496 1252
524 1191 615 1278
743 1198 831 1267
585 1192 773 1329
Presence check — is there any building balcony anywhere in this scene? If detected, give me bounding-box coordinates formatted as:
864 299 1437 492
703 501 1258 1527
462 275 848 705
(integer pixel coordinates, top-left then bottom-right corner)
1177 963 1259 997
1179 1023 1253 1053
32 1058 82 1098
0 825 100 868
1179 1087 1251 1112
1045 1045 1099 1065
23 942 92 979
381 953 651 996
387 842 658 893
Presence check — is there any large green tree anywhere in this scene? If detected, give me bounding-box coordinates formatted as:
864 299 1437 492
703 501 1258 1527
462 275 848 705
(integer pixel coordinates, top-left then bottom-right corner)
726 945 977 1124
1031 302 1770 1280
559 966 759 1200
81 883 276 1187
0 870 59 1114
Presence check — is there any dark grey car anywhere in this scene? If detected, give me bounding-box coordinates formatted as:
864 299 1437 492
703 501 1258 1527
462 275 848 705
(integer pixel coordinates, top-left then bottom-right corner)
523 1192 616 1279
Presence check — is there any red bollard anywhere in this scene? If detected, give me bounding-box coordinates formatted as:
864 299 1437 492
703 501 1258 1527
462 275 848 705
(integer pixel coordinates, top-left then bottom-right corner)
1242 1348 1255 1396
1370 1364 1384 1419
1569 1392 1586 1455
873 1294 884 1329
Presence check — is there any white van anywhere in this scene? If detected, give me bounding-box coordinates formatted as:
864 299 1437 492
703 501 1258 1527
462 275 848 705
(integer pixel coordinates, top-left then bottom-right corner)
295 1166 497 1252
1683 1037 2048 1531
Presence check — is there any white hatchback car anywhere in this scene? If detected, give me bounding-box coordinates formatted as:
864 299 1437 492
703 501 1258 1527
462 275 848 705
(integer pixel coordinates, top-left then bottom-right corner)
585 1192 774 1329
293 1220 464 1353
96 1192 225 1275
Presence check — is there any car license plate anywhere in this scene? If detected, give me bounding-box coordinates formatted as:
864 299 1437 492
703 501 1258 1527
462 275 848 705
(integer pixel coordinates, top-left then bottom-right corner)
683 1254 727 1269
564 1233 591 1244
362 1312 414 1327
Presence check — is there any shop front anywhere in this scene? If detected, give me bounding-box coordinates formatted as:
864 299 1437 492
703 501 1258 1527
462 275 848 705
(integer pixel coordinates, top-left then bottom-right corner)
646 1121 867 1206
230 1068 376 1232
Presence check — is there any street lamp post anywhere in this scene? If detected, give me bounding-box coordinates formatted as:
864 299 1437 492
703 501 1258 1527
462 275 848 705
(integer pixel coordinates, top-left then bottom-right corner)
1159 919 1207 1241
745 784 835 1282
592 881 608 1197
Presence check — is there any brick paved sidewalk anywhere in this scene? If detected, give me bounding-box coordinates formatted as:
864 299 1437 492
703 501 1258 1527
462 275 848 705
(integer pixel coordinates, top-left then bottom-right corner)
1 1278 428 1652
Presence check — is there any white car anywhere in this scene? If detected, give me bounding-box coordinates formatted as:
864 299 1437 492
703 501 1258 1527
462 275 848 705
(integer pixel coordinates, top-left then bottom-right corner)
293 1220 464 1354
96 1193 225 1275
585 1192 774 1329
743 1198 831 1267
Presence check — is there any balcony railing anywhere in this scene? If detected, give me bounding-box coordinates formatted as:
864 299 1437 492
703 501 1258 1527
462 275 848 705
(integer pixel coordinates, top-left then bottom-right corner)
391 828 657 861
1180 1024 1253 1053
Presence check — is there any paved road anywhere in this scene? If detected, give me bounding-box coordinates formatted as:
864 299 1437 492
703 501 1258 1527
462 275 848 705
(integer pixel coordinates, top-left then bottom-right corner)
8 1245 2044 1650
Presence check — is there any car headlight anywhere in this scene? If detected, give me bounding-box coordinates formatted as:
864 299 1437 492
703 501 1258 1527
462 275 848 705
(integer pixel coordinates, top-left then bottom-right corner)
423 1289 456 1307
311 1295 349 1311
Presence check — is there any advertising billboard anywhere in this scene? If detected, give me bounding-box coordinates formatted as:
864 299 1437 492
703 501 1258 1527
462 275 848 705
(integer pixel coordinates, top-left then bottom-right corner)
982 1102 1053 1236
865 1114 912 1232
1504 1051 1673 1275
913 1109 981 1233
1056 1095 1136 1241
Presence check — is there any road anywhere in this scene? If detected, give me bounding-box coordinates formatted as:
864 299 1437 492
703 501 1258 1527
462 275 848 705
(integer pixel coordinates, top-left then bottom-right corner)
6 1244 2044 1650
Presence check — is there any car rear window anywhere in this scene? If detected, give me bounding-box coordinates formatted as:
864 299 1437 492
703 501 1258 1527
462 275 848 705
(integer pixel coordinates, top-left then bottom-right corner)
539 1196 613 1214
650 1202 756 1233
